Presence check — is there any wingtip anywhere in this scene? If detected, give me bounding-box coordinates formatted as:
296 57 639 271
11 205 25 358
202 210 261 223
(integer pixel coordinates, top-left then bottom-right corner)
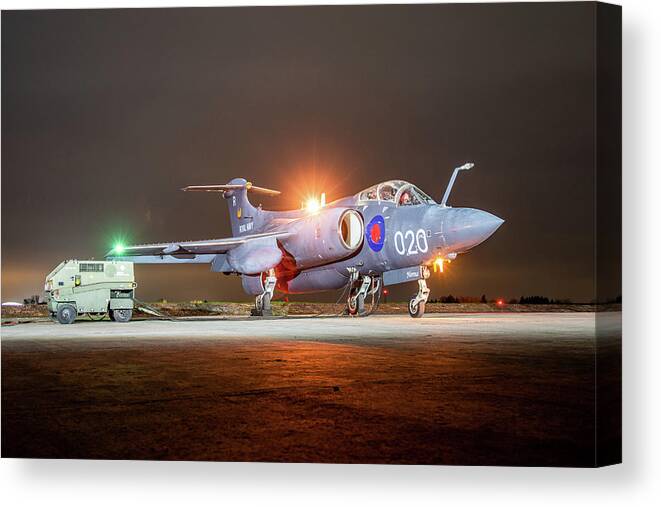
250 185 282 197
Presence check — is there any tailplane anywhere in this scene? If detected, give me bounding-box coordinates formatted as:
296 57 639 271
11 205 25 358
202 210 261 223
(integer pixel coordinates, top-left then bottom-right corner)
182 178 280 236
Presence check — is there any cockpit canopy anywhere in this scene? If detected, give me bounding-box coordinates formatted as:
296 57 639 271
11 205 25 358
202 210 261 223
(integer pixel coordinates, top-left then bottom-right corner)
357 180 436 206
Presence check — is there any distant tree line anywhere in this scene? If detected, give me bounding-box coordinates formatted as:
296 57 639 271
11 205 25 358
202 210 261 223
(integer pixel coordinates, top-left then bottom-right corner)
429 295 480 304
517 295 573 304
429 294 492 304
428 295 574 304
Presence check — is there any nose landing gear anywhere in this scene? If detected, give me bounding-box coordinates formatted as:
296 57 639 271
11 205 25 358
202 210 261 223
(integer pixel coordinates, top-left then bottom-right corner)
408 266 431 318
252 269 277 317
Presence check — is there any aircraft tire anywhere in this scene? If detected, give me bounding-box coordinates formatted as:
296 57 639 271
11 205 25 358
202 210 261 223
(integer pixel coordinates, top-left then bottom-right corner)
251 294 272 317
56 304 77 325
347 295 359 316
408 298 425 318
261 293 273 316
111 309 133 323
356 294 367 316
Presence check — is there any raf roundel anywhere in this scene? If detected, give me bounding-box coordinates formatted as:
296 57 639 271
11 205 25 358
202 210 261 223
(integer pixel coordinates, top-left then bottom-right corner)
365 215 385 252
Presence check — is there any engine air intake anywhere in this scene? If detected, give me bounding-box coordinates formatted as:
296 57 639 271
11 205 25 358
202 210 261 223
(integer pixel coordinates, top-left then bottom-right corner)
339 210 364 250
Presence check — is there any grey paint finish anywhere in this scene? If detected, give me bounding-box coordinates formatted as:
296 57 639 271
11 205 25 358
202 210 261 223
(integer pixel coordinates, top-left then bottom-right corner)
107 173 503 296
227 237 282 275
383 266 425 287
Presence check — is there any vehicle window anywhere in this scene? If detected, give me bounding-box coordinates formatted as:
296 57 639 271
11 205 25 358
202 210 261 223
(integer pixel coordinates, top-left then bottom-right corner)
80 263 104 272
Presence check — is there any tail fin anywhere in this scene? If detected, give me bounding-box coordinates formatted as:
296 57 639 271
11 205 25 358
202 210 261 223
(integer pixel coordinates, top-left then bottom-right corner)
182 178 280 237
224 178 260 236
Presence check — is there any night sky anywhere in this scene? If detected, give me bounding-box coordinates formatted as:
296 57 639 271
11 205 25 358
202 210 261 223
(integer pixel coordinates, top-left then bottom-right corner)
2 3 605 303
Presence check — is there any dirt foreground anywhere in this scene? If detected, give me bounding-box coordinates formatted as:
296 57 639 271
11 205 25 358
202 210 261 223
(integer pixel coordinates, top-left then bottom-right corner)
2 313 621 465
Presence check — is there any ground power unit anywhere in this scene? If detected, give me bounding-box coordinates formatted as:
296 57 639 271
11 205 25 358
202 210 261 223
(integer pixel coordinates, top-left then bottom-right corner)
44 260 136 324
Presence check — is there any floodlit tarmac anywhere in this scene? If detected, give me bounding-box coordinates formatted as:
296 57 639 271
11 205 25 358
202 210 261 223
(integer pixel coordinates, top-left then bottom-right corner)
1 312 615 342
2 312 621 465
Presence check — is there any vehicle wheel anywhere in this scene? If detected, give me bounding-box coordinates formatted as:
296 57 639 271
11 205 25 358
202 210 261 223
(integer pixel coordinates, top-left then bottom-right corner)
111 309 132 322
408 298 425 318
56 304 77 325
108 310 116 321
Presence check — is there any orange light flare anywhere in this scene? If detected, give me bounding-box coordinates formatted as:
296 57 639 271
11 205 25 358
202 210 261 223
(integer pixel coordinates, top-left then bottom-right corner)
496 298 505 307
433 257 449 274
302 192 326 214
286 154 349 211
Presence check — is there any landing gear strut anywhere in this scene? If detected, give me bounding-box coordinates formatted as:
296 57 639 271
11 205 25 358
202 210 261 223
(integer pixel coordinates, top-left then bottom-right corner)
346 271 381 316
347 274 373 316
408 266 431 318
252 269 277 317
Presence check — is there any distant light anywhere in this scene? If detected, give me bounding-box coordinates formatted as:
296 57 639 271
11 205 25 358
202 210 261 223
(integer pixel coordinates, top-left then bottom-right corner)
113 243 126 255
433 257 444 273
496 299 505 307
383 289 389 295
303 195 323 214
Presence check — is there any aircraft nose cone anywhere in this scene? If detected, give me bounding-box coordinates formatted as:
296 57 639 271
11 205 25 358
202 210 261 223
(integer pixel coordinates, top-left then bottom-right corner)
435 207 504 252
471 210 505 242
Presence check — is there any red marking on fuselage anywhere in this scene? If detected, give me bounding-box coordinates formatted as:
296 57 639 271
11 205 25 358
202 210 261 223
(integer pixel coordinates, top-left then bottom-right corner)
370 223 382 243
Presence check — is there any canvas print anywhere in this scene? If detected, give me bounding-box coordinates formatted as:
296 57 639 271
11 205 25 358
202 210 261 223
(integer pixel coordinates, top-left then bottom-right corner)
1 2 621 466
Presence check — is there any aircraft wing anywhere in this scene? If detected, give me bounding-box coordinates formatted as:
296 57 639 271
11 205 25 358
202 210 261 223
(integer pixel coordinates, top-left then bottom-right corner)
105 230 292 263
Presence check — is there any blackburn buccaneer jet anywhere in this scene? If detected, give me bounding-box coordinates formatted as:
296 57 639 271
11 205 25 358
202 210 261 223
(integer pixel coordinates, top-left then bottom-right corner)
107 163 504 317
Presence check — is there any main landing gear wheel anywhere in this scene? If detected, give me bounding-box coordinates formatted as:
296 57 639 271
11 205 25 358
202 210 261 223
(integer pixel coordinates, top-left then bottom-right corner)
56 304 77 325
252 293 273 317
110 309 133 323
346 274 373 317
252 269 277 317
347 290 359 315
